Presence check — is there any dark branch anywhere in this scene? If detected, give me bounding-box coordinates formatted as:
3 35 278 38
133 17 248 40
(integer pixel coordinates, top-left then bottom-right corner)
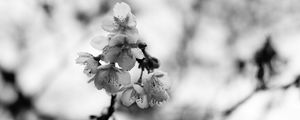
223 36 289 117
223 87 261 116
137 67 144 86
90 95 117 120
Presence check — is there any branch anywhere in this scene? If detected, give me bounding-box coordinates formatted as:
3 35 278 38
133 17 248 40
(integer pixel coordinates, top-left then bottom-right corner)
136 67 144 86
223 75 300 117
90 95 117 120
223 87 260 116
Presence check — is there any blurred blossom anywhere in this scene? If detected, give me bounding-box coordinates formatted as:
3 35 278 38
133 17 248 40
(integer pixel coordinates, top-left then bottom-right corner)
0 80 17 104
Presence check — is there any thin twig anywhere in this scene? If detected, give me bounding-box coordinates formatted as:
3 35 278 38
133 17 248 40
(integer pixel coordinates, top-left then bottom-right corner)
137 68 144 86
223 76 300 118
223 88 260 116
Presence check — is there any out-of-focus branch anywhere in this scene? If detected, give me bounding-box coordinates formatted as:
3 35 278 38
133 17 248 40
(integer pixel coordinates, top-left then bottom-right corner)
223 76 300 117
169 0 205 80
223 84 262 116
223 37 293 118
0 67 56 120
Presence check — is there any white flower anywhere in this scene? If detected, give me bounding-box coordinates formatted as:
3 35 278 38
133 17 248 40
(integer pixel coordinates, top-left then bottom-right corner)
113 2 131 22
121 84 149 109
89 64 131 94
76 52 99 77
101 2 138 42
143 71 170 107
102 34 144 71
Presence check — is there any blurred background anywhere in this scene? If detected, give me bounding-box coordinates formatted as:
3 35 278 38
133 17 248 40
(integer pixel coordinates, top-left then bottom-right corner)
1 0 300 120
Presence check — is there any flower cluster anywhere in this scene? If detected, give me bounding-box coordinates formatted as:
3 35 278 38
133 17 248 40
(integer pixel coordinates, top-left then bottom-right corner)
76 2 170 109
121 71 170 108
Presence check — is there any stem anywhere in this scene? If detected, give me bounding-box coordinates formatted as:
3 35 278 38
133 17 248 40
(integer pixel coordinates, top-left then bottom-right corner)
223 88 260 116
91 95 117 120
141 48 150 59
106 95 117 119
137 68 144 86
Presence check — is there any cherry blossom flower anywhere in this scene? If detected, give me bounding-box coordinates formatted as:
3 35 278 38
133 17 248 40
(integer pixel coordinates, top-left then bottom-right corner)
121 84 149 109
101 2 139 42
89 64 131 94
76 52 99 77
102 34 143 71
143 71 170 107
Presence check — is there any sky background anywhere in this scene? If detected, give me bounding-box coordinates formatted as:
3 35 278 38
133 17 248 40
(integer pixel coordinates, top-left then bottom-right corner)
1 0 300 120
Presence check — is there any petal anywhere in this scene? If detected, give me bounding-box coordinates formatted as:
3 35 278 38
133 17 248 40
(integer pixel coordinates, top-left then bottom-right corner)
109 34 126 47
153 70 166 77
101 16 118 32
103 46 122 63
77 52 93 57
136 95 149 109
75 57 89 65
76 53 99 77
116 69 131 86
148 98 166 107
107 33 116 39
149 99 157 107
160 76 171 90
113 2 131 21
152 90 169 102
102 71 121 93
98 64 113 70
143 75 170 102
94 70 108 90
133 84 145 94
83 67 92 76
117 50 136 71
142 78 152 94
125 28 139 43
121 88 135 107
84 60 99 76
127 13 137 28
131 48 144 59
90 36 109 50
83 68 95 77
88 76 95 83
75 52 93 64
154 71 170 89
